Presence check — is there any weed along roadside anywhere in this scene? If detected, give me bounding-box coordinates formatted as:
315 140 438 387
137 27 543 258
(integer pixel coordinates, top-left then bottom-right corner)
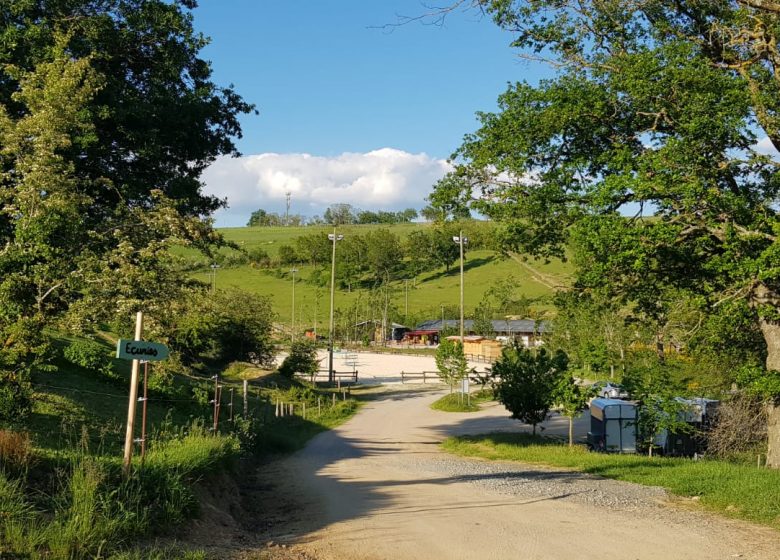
441 432 780 529
0 330 362 559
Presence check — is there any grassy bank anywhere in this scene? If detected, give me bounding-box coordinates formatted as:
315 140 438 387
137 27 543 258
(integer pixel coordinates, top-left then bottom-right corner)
2 342 363 558
430 390 494 412
442 432 780 529
1 426 237 559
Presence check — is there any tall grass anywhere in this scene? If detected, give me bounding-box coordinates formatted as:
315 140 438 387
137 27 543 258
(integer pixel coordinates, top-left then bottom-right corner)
442 432 780 528
0 425 238 559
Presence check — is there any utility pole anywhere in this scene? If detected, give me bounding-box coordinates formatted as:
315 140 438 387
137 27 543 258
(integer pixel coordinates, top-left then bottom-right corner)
285 191 291 226
122 311 143 476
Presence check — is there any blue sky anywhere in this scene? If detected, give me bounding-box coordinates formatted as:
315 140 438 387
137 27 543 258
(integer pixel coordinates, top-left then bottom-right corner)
193 1 546 226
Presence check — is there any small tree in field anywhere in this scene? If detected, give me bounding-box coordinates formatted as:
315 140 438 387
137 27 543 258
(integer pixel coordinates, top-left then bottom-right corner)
278 340 318 380
552 375 595 446
493 344 568 435
436 338 468 394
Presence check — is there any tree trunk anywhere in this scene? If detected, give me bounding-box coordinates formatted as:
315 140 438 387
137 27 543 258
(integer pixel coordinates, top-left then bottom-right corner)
768 401 780 468
568 416 573 447
754 283 780 468
759 317 780 467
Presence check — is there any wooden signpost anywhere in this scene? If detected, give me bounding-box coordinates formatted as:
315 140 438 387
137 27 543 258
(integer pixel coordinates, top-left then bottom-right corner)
117 312 169 476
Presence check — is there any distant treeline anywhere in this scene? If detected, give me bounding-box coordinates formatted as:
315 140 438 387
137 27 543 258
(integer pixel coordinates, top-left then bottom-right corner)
247 203 421 227
189 221 497 288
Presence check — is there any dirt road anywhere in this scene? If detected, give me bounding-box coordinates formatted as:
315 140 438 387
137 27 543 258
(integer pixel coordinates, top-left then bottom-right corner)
242 388 780 560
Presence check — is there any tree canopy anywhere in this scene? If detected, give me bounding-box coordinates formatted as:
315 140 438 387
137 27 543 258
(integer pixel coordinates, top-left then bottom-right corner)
0 1 255 419
429 0 780 463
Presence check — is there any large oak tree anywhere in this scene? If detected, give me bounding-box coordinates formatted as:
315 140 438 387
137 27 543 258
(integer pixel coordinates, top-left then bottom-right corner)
430 1 780 464
0 1 253 418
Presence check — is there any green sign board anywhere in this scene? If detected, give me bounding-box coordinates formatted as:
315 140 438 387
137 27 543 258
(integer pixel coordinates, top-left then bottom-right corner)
116 339 169 362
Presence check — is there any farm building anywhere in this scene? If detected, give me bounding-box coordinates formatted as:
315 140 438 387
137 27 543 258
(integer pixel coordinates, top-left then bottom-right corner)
405 319 547 348
444 335 504 361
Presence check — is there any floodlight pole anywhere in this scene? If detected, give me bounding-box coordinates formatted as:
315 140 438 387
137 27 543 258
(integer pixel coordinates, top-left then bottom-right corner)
459 231 464 343
290 268 298 342
327 228 343 385
453 231 468 344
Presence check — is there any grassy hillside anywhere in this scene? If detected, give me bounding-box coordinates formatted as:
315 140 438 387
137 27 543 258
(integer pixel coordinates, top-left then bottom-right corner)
188 223 574 327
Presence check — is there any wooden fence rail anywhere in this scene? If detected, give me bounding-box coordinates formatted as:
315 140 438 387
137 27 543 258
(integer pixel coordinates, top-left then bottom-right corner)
400 371 441 384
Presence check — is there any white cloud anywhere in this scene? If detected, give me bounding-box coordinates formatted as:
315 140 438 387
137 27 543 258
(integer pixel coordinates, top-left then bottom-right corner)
754 136 780 157
201 148 452 227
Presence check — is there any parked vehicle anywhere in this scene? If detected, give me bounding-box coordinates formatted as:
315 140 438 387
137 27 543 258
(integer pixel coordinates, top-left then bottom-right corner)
654 397 720 457
587 398 638 453
592 381 629 399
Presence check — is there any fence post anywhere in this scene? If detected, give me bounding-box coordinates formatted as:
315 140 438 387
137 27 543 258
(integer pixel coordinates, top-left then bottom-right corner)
243 379 248 417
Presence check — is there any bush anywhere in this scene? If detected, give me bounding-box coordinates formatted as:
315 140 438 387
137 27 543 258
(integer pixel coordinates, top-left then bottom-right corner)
0 430 33 473
0 376 32 424
64 339 109 371
222 361 250 379
278 341 318 379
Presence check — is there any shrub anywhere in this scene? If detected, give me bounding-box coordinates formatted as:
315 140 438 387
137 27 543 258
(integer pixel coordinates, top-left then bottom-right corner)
222 361 250 379
0 376 32 424
64 339 109 371
493 344 568 435
278 341 318 379
0 430 33 472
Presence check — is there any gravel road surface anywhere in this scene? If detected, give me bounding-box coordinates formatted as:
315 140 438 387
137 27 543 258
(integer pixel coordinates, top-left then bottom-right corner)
239 387 780 560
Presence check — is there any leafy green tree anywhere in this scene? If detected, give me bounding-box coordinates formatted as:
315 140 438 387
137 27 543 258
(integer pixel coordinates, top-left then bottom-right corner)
277 244 299 266
1 0 253 217
364 228 403 282
356 210 380 224
164 288 275 367
337 235 368 290
0 2 253 416
435 338 468 393
248 209 285 227
433 0 780 464
622 362 691 456
472 299 495 337
430 225 462 273
278 340 319 379
396 208 419 222
552 376 595 446
324 203 356 225
294 233 330 267
493 344 568 435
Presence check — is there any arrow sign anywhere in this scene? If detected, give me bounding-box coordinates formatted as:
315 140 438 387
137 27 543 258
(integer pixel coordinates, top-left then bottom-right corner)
116 339 169 361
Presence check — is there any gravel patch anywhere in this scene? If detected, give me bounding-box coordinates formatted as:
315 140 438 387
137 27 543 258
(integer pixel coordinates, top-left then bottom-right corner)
415 455 669 511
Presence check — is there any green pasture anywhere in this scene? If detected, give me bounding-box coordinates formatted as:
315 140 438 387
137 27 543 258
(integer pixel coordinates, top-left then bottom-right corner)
192 248 573 328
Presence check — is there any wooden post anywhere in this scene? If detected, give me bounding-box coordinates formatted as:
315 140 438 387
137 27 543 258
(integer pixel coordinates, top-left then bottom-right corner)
214 385 222 434
212 374 219 432
229 388 234 422
122 311 144 476
243 379 248 417
140 361 149 465
318 397 322 416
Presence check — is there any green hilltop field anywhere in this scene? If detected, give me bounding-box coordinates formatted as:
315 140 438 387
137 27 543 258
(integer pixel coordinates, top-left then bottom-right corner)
187 223 574 329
